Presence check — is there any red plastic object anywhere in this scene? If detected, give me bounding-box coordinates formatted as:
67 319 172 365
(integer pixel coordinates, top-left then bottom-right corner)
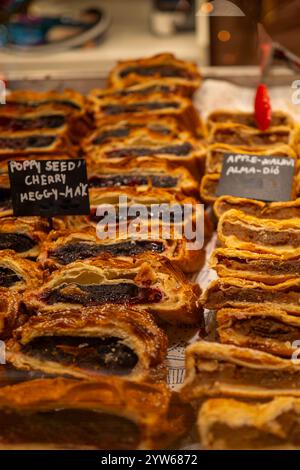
255 83 272 131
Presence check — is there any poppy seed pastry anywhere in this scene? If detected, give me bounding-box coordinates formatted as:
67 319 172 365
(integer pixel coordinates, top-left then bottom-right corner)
38 228 206 274
0 376 191 449
7 305 168 381
107 53 202 96
0 217 51 258
87 91 203 137
24 254 203 325
87 158 198 196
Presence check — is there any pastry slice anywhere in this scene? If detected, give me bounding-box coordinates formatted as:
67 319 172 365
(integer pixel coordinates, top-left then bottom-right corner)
0 376 191 449
200 174 220 204
38 228 206 274
7 305 167 381
0 250 42 291
217 306 300 357
207 110 294 130
0 107 68 132
211 247 300 284
0 216 50 258
208 123 295 147
181 341 300 401
214 197 300 220
107 53 202 95
218 209 300 254
86 135 205 177
198 397 300 450
87 158 198 196
88 91 202 136
0 291 21 339
25 254 203 325
6 90 85 115
64 187 211 244
206 143 296 174
202 277 300 314
0 130 76 156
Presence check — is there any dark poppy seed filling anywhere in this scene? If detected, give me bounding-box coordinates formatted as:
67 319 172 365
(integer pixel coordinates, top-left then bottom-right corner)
50 240 165 265
90 205 184 224
0 409 139 449
0 233 36 253
92 127 130 145
0 115 65 131
0 188 12 211
102 101 179 115
7 99 81 110
41 282 163 306
0 267 22 287
22 336 138 373
119 64 192 79
89 174 178 189
0 135 55 150
106 142 193 158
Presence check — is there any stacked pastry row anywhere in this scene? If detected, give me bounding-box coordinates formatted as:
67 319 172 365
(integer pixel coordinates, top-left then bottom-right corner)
0 54 207 449
200 109 300 207
179 109 300 450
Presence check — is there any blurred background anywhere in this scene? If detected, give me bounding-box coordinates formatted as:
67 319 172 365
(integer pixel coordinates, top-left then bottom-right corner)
0 0 299 75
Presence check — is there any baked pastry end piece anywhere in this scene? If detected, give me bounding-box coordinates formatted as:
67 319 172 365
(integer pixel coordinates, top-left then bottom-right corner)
7 305 168 381
0 377 192 449
181 341 300 402
199 397 300 450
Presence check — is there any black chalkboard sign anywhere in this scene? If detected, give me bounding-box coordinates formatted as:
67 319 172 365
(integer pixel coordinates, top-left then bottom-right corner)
8 159 90 217
216 153 295 202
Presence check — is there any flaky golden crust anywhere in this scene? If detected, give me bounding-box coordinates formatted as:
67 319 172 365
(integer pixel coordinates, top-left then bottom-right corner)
0 216 50 258
202 276 300 313
107 53 202 95
38 228 205 275
199 173 220 204
87 157 198 196
7 305 168 381
25 254 203 325
0 290 21 339
198 397 300 450
181 341 300 402
214 196 300 220
218 209 300 254
0 376 182 449
207 110 295 130
0 250 43 291
211 247 300 284
206 143 296 174
217 306 300 357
